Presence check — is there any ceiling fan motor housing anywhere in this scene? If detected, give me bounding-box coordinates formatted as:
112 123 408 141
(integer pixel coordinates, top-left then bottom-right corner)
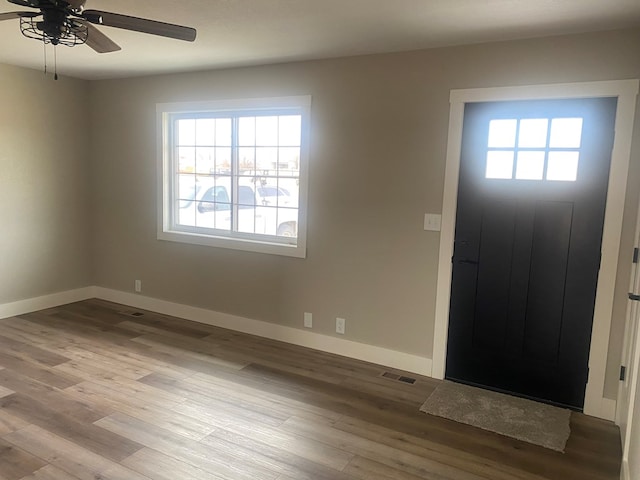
39 5 67 42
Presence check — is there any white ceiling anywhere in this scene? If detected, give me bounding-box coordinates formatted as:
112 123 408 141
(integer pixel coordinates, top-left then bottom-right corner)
1 0 639 80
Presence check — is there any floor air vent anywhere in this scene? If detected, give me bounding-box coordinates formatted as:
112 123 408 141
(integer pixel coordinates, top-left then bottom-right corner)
118 311 145 317
398 376 416 384
381 371 416 385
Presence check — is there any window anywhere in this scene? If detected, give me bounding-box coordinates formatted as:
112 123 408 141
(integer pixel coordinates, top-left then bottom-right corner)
485 117 583 181
157 96 310 258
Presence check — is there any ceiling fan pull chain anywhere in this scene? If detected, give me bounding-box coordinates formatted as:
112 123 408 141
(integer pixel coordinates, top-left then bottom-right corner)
54 44 58 80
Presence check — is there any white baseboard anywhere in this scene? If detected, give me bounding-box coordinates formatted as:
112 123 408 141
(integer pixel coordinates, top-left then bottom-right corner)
585 395 618 421
93 287 433 377
0 287 95 320
601 397 617 422
621 460 630 480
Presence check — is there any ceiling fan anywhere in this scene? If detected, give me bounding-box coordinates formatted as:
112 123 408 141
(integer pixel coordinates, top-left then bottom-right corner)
0 0 196 53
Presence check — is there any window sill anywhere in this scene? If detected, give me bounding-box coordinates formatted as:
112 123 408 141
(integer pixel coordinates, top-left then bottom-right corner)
158 229 306 258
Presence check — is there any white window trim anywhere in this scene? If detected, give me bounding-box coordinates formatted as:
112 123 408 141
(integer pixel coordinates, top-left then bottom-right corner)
156 96 311 258
432 80 639 420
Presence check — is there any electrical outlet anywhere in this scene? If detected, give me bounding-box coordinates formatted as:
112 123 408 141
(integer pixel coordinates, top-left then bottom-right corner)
304 312 313 328
135 280 142 293
336 317 346 335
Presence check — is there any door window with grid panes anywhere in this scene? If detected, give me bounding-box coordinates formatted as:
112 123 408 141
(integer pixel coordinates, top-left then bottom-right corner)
486 117 583 181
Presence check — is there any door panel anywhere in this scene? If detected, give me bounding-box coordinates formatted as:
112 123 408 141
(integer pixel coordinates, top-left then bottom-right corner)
446 98 617 409
473 200 516 351
524 200 572 362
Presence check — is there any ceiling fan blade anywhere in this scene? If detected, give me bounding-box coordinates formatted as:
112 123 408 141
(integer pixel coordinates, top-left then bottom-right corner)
83 9 196 42
6 0 34 7
0 11 36 21
65 0 86 10
83 21 121 53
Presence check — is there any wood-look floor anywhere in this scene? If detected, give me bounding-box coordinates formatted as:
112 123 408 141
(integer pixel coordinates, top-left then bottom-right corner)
0 299 621 480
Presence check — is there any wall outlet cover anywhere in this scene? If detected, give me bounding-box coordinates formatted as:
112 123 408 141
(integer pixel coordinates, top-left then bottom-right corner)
336 317 346 334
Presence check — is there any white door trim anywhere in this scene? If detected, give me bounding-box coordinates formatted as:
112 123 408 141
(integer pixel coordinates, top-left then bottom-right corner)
432 79 639 419
617 193 640 478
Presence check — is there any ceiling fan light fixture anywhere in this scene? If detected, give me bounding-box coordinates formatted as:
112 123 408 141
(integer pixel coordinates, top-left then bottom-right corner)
19 14 87 46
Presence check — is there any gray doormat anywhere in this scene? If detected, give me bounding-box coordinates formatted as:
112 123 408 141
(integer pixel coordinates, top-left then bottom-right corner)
420 381 571 452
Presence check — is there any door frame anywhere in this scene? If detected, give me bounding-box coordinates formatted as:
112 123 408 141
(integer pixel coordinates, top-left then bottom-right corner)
617 194 640 479
432 80 639 420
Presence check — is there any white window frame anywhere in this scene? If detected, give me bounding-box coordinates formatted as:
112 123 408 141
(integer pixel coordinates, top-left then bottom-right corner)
157 96 311 258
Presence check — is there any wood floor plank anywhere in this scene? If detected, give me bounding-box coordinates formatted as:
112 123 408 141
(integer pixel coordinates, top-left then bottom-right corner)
4 425 150 480
343 455 448 480
140 373 294 426
0 370 106 424
122 448 226 480
191 337 351 385
0 359 79 391
0 386 14 399
19 464 83 480
131 334 250 371
71 344 194 380
196 415 354 472
339 375 435 406
0 319 79 353
95 412 280 480
117 319 217 339
202 426 361 480
0 409 29 436
141 371 342 423
0 333 69 367
0 437 47 480
0 346 81 391
172 396 290 429
51 346 153 380
0 394 140 462
281 415 486 480
66 378 184 410
64 382 215 440
53 358 147 385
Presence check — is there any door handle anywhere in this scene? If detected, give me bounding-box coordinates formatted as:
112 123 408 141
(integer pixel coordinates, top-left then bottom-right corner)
629 293 640 301
456 258 479 265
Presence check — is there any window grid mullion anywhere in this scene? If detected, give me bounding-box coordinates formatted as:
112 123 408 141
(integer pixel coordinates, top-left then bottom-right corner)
512 119 521 179
542 117 553 180
275 117 280 228
170 117 179 229
231 116 240 233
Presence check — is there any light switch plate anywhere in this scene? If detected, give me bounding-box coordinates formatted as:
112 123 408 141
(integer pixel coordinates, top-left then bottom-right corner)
424 213 442 232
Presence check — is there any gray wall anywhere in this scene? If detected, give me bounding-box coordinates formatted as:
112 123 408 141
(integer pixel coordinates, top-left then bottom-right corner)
0 64 91 303
88 28 640 400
